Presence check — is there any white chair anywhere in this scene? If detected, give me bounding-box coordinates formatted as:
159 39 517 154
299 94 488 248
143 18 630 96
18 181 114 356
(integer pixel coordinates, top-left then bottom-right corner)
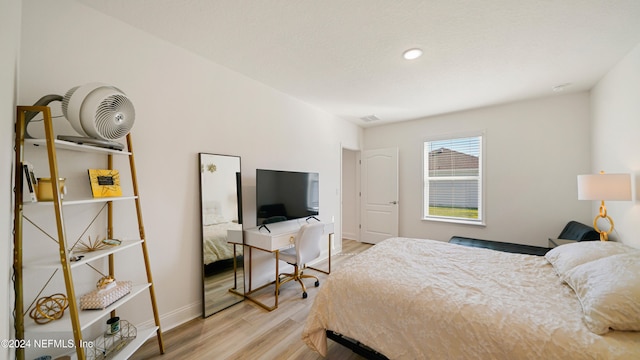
275 222 324 299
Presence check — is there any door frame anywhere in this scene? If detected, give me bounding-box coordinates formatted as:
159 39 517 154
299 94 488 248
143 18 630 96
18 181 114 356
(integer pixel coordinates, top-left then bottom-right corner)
340 145 361 243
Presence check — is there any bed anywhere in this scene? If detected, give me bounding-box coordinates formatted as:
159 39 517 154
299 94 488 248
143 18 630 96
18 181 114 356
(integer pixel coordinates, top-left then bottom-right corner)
202 217 243 265
302 237 640 359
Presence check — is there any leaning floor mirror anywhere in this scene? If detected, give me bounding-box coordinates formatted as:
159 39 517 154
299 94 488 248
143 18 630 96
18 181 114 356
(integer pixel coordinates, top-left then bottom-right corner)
199 153 244 317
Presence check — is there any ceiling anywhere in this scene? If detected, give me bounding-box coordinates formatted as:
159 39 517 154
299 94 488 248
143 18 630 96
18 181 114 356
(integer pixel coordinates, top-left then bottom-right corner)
76 0 640 127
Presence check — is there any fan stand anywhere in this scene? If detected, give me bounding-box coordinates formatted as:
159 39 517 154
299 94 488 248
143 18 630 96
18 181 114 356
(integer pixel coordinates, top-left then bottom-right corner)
57 135 124 151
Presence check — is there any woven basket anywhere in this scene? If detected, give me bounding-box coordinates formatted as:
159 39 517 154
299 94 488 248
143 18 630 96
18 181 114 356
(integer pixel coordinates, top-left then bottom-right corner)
80 281 132 310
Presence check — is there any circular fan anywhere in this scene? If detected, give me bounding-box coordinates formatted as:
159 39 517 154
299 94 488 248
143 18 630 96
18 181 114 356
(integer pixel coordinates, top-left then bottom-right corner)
61 83 135 140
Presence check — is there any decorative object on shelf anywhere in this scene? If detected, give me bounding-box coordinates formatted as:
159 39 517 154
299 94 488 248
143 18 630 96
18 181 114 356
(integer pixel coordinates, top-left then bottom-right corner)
88 169 122 197
75 235 120 253
80 280 132 310
35 177 67 201
69 254 85 262
106 316 120 335
88 319 137 360
28 293 69 324
102 238 122 246
577 171 632 241
22 161 38 202
96 275 116 290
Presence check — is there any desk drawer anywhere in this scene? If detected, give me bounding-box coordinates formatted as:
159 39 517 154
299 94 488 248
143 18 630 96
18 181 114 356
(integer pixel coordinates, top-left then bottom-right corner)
245 231 295 251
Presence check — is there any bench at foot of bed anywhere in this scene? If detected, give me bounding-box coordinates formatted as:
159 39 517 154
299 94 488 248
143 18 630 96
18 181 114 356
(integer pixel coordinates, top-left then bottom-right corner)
448 236 550 256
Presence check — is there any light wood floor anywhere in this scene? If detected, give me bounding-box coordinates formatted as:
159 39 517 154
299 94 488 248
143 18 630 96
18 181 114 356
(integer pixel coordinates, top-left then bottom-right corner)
131 239 372 360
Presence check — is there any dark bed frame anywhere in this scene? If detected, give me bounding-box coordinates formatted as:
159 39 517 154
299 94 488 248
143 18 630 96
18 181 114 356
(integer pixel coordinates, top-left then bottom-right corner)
326 330 389 360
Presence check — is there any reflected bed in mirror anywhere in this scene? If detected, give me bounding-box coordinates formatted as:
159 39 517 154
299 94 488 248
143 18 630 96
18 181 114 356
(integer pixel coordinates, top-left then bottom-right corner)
199 153 244 317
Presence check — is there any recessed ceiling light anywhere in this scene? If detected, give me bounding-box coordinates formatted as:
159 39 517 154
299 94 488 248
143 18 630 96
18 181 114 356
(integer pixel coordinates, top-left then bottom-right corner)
403 48 423 60
552 83 572 92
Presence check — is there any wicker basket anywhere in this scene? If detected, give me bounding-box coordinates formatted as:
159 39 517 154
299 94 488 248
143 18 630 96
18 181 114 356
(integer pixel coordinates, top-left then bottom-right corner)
80 281 132 310
87 319 137 360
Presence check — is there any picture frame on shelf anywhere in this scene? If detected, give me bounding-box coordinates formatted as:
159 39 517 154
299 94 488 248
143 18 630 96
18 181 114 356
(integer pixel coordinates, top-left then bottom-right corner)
88 169 122 197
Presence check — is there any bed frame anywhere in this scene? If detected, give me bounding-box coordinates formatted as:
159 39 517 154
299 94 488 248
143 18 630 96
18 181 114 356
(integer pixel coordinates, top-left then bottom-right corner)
326 330 389 360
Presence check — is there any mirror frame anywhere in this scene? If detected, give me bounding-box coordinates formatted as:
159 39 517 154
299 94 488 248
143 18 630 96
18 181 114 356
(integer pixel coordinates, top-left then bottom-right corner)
199 153 244 317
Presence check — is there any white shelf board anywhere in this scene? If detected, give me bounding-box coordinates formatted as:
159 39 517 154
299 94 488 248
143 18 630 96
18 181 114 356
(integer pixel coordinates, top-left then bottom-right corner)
25 138 131 155
24 239 143 270
111 325 159 360
66 325 158 360
25 283 151 333
23 195 137 207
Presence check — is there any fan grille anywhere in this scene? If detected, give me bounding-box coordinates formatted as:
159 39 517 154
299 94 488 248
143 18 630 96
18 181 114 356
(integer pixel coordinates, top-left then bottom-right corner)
95 94 135 139
61 86 79 119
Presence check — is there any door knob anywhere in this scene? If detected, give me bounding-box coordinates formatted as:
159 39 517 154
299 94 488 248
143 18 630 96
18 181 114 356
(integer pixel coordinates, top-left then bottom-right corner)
389 201 398 204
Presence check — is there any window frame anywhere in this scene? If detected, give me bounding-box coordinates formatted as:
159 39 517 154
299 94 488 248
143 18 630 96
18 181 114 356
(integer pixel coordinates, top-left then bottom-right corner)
422 132 485 226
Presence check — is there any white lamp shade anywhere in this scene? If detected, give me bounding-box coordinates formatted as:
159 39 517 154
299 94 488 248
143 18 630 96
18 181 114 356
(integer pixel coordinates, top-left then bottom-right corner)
577 173 632 201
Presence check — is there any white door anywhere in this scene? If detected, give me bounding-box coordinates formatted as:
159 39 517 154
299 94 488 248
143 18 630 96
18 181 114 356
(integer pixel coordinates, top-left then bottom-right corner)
360 148 398 244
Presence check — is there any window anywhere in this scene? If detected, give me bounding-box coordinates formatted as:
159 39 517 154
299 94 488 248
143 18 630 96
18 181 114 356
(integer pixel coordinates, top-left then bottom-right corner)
423 134 483 224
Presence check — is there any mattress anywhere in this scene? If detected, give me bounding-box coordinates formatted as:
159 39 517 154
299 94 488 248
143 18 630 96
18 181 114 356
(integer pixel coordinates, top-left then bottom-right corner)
202 222 242 265
302 237 640 359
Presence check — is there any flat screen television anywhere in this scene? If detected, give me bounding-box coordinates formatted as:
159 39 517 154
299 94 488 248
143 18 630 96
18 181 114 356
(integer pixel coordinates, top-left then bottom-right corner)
256 169 319 225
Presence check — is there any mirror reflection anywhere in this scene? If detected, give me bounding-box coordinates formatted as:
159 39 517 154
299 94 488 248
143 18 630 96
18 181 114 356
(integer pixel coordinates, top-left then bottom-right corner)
199 153 244 317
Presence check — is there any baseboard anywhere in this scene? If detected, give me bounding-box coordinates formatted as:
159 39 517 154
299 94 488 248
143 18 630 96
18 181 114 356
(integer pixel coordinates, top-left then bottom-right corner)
342 232 358 241
138 301 201 332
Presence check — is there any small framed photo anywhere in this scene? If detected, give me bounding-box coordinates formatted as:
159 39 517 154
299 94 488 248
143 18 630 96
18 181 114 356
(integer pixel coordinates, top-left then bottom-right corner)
88 169 122 197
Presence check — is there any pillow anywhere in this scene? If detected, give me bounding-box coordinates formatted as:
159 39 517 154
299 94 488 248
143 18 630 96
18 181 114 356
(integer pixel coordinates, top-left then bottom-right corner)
563 252 640 334
545 241 635 277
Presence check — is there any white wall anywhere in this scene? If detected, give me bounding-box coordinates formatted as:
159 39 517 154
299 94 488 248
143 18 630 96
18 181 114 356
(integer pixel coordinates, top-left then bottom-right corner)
18 0 361 333
1 1 21 358
590 41 640 247
363 93 592 247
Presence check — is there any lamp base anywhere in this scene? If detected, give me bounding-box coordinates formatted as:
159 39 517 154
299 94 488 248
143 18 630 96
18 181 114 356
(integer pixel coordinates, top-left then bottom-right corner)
593 213 614 241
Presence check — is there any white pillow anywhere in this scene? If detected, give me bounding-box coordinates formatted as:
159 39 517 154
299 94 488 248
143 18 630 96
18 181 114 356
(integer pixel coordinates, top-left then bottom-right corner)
545 241 635 277
563 252 640 334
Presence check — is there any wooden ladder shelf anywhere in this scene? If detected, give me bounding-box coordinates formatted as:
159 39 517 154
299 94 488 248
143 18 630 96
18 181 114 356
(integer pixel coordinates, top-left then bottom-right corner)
12 106 164 360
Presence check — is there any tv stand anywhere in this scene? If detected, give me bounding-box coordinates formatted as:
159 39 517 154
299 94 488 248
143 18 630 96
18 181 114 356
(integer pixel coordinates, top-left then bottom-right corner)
258 224 271 233
238 220 334 311
306 216 320 223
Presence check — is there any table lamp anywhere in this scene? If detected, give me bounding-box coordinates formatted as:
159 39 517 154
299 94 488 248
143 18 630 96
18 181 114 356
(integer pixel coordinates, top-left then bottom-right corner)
577 171 632 241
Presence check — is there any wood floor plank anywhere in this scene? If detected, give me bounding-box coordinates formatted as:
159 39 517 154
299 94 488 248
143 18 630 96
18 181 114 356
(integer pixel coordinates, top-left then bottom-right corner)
131 239 372 359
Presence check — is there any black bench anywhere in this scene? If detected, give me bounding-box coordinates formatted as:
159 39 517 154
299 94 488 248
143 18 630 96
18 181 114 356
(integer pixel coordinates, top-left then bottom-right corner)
448 236 550 256
449 221 599 256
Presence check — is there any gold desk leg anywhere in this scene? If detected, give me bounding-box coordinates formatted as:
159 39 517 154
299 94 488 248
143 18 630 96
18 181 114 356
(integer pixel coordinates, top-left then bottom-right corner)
307 232 333 275
243 248 280 311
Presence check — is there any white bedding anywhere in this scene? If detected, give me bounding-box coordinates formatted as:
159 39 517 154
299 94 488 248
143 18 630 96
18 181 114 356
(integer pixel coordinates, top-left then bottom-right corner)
302 237 640 359
202 222 242 265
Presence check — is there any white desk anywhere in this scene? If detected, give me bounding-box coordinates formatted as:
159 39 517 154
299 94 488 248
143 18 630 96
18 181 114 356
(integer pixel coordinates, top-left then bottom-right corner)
237 220 334 311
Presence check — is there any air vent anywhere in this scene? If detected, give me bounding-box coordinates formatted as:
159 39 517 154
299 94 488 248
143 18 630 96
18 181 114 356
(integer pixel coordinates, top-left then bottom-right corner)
360 115 381 122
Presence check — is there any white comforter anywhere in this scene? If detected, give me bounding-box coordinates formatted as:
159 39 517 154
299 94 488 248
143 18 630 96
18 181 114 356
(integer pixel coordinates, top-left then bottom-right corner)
302 237 640 359
202 222 242 265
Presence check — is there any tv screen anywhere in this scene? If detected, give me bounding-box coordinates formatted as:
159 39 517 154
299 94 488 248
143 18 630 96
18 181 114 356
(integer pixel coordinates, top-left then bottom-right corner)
256 169 319 225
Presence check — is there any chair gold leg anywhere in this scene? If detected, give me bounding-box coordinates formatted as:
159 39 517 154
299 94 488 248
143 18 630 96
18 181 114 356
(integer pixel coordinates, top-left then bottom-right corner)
276 263 321 299
296 278 308 293
300 274 319 281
